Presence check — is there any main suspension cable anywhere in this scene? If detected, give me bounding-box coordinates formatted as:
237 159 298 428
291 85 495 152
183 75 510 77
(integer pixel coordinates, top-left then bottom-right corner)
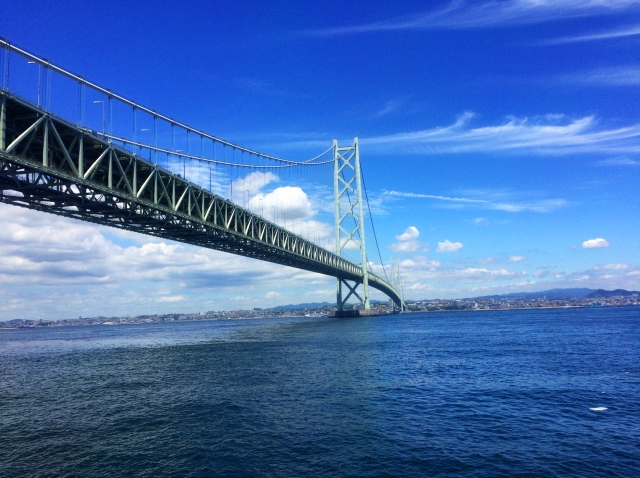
96 132 334 168
361 167 390 284
0 39 332 167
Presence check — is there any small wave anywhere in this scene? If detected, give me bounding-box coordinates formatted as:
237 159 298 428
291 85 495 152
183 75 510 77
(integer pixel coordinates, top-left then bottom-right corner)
589 407 608 411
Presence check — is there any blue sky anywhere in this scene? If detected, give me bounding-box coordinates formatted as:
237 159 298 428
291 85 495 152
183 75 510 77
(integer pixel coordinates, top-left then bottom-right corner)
1 0 639 319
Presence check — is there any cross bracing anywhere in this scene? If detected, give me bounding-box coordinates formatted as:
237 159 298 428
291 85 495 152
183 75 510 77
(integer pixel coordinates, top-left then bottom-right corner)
0 91 404 307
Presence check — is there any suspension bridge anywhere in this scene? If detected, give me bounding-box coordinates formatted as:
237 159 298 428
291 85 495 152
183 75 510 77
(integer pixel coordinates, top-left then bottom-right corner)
0 38 405 314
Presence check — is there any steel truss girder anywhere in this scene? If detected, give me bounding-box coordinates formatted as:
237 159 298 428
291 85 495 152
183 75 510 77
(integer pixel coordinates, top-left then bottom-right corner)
0 91 403 304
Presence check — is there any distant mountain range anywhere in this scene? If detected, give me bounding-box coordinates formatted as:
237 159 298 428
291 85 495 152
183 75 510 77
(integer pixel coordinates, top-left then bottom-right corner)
268 289 639 310
269 302 333 310
466 288 639 301
585 289 640 299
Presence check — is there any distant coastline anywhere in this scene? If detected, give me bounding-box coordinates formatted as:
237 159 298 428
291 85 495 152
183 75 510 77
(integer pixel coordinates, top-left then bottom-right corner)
1 287 638 330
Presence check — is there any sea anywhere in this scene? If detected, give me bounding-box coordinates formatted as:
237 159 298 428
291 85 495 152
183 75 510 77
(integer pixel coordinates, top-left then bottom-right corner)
1 307 638 477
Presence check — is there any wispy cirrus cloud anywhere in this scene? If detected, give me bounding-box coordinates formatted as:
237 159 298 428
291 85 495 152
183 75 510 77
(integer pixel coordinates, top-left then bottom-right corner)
559 66 640 86
359 112 640 156
375 97 410 117
593 157 640 166
543 24 640 44
266 112 640 157
383 190 488 204
306 0 640 36
382 188 568 213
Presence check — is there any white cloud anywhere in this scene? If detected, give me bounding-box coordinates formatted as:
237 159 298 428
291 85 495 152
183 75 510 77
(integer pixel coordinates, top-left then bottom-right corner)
390 226 427 253
509 255 526 262
385 190 488 203
249 186 316 222
396 226 420 241
490 199 568 213
274 112 640 159
582 238 610 249
232 171 279 202
436 240 463 253
560 66 640 87
361 112 640 156
473 217 490 227
384 189 567 213
304 289 334 298
376 97 410 117
266 291 281 299
594 157 640 166
307 1 639 36
594 263 629 270
479 257 494 264
0 203 339 320
405 282 437 292
401 257 441 269
453 268 516 279
544 24 640 44
389 240 424 253
157 296 185 303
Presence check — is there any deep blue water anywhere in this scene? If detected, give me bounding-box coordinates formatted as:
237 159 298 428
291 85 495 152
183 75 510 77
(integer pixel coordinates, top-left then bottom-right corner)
1 307 639 477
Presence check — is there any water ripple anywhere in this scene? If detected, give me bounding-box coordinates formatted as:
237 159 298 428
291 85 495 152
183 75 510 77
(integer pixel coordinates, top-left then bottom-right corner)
1 308 639 476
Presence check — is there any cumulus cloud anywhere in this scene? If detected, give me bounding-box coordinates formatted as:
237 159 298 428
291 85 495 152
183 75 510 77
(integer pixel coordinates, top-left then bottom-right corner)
396 226 420 241
389 226 427 252
436 240 463 253
0 203 336 319
232 171 279 202
266 291 281 299
248 185 316 221
389 240 424 253
509 255 526 262
582 238 610 249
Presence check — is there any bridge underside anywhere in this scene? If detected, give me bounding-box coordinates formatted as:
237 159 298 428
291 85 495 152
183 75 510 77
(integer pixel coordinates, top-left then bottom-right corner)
0 91 403 307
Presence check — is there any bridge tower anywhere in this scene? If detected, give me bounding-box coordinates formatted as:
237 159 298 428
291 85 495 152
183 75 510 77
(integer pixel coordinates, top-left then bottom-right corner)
389 256 404 312
334 138 371 312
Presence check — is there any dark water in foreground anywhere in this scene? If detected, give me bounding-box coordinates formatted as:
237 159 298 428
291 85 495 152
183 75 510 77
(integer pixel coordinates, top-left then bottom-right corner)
1 308 639 477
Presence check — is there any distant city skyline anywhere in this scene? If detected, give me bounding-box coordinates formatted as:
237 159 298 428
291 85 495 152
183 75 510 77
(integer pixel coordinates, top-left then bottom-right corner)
1 0 638 320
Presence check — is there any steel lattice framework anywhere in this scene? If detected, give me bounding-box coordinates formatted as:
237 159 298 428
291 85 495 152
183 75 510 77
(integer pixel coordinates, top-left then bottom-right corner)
0 91 404 307
334 138 371 311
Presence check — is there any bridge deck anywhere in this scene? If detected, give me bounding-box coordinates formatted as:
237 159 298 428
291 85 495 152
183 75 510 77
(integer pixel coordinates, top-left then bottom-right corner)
0 91 402 305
